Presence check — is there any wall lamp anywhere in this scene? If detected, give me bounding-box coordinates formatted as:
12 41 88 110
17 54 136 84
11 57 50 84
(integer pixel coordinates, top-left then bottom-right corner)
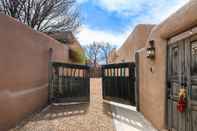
146 40 155 59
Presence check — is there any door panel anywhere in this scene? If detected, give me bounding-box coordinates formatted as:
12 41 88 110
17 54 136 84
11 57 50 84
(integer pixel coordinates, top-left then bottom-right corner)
191 42 197 76
190 41 197 131
168 41 187 131
172 101 178 130
191 85 197 100
171 82 180 100
178 111 187 131
168 99 173 128
171 46 179 76
191 111 197 130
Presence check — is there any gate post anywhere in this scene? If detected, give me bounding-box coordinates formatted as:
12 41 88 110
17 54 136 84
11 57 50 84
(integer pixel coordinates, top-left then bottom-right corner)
101 66 104 99
48 48 53 104
135 52 140 111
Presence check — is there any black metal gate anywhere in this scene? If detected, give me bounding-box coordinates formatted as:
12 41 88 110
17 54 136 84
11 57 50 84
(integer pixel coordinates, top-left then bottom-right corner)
102 62 136 106
49 62 90 103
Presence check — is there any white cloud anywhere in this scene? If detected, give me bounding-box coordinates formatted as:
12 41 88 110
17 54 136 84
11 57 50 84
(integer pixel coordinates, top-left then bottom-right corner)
93 0 189 17
76 0 190 47
149 0 189 22
94 0 146 16
76 25 130 47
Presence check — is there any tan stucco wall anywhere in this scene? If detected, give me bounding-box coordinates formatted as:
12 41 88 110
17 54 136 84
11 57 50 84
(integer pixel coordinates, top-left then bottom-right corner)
48 31 85 64
108 24 154 63
138 0 197 130
0 14 69 130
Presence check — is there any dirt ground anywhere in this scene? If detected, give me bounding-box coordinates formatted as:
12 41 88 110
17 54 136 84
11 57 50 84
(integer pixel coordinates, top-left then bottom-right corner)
10 78 157 131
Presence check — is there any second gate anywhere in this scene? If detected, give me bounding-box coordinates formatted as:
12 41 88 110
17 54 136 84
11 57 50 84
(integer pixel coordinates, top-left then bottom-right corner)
102 62 136 106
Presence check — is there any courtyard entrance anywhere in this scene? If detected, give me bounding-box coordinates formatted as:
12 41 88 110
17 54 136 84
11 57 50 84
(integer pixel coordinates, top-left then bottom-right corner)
6 62 158 131
49 62 136 106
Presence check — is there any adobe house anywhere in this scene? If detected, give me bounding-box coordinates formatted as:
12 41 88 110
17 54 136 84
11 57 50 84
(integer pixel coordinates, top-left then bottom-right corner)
48 31 86 64
108 24 155 63
108 0 197 131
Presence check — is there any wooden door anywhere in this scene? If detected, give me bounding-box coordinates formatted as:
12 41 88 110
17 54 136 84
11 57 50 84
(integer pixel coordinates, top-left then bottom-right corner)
167 35 197 131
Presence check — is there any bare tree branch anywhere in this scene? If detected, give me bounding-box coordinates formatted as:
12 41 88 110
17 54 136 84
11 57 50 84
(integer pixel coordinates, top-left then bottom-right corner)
83 42 115 65
84 42 102 66
100 42 115 64
0 0 80 32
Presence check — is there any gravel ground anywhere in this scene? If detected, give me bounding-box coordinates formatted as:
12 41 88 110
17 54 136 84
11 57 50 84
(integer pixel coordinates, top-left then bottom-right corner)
10 78 157 131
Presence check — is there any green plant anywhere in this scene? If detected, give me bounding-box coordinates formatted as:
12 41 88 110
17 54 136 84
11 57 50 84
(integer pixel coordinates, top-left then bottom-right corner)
70 48 86 64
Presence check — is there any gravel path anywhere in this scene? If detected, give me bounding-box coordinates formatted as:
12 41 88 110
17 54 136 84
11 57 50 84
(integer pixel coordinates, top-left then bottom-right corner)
10 78 157 131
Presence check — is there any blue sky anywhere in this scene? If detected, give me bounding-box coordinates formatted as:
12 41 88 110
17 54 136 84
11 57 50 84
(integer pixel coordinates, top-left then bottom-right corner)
76 0 189 47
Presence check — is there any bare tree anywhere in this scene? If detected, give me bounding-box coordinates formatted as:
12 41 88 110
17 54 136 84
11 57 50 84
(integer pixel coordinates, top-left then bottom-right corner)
83 42 115 65
100 42 115 64
84 42 102 66
0 0 80 32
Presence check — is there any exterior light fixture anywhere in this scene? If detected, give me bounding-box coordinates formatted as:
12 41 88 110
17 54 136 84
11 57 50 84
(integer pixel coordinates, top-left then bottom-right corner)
146 40 155 59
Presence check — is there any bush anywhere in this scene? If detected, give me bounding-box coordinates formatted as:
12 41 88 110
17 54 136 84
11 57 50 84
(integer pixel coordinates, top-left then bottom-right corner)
69 48 86 64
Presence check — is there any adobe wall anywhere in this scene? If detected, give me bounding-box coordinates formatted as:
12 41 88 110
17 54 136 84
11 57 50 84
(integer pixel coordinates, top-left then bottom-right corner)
108 24 154 63
0 14 69 130
138 0 197 130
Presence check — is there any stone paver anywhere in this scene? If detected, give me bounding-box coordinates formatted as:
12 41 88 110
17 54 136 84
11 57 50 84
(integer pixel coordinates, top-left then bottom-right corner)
10 78 157 131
